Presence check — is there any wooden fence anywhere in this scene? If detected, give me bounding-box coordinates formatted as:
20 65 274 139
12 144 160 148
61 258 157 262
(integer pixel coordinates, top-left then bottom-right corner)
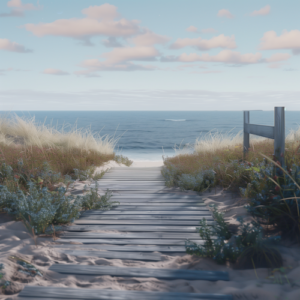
243 107 285 166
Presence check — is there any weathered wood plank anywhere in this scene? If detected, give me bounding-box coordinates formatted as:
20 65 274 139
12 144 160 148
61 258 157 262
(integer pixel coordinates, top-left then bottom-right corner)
101 178 164 181
109 206 208 211
63 225 201 232
73 220 213 225
96 181 165 184
49 265 230 281
81 210 211 215
109 205 207 211
61 232 201 239
57 238 204 245
18 286 233 299
58 250 162 261
78 215 213 220
53 244 187 252
110 200 203 203
111 202 204 206
110 195 202 199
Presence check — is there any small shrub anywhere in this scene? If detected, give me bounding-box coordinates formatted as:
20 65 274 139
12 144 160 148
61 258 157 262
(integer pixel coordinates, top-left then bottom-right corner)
235 240 283 269
114 155 133 167
241 154 300 242
81 183 118 210
162 163 215 192
186 206 281 267
0 160 117 234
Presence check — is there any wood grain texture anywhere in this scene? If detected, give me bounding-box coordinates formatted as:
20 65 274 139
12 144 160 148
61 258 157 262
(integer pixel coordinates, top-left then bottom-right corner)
109 205 207 210
18 286 233 299
58 250 162 261
78 215 213 220
53 244 186 252
61 232 201 239
63 225 201 232
57 238 204 245
80 210 210 215
49 265 230 281
73 220 213 225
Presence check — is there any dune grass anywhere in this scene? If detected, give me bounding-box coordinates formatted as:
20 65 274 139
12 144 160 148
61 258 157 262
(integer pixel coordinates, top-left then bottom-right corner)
164 128 300 192
0 114 117 178
165 127 300 265
0 114 123 234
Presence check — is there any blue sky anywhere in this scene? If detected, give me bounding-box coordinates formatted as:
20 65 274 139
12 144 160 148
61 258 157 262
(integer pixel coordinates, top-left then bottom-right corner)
0 0 299 110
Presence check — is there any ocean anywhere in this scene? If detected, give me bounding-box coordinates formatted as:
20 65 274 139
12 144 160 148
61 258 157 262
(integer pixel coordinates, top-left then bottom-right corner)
1 111 300 161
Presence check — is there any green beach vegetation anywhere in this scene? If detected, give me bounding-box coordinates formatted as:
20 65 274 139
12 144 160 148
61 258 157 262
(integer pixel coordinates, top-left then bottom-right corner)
162 128 300 269
0 114 127 234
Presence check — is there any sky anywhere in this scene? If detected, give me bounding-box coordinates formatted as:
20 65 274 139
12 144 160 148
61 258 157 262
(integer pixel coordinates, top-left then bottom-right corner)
0 0 300 110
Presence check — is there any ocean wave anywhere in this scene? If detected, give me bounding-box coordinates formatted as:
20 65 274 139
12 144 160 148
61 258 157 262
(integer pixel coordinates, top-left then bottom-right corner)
165 119 186 122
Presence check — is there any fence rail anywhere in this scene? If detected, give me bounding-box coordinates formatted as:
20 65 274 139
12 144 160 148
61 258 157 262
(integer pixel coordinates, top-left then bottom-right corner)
243 107 285 166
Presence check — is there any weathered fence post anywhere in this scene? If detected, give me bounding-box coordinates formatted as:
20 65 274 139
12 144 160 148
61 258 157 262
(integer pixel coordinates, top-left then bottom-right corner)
243 111 250 159
243 107 285 166
274 107 285 167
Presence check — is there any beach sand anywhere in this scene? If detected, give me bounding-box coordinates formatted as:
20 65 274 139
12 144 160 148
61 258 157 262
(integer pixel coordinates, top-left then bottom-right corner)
0 160 300 299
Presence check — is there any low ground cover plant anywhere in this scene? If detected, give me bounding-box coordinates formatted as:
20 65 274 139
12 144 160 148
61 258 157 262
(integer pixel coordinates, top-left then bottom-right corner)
0 160 115 234
166 128 300 268
0 115 128 234
186 205 282 268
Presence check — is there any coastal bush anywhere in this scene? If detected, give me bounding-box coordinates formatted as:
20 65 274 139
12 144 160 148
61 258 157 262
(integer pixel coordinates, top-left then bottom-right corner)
0 160 116 234
241 155 300 242
81 184 118 210
186 205 282 267
162 163 215 191
114 155 133 167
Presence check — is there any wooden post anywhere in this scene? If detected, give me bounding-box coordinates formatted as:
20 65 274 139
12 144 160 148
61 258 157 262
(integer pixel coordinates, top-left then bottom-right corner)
274 107 285 167
243 111 250 159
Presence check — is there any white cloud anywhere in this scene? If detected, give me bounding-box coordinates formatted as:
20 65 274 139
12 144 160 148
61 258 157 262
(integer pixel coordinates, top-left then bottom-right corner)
186 27 217 34
186 26 198 33
43 68 69 75
170 34 236 50
81 4 119 20
163 50 262 64
217 9 234 19
0 38 32 53
24 4 141 43
129 30 169 46
0 0 41 17
201 28 217 34
265 53 291 62
76 46 159 75
251 5 271 16
259 30 300 54
102 37 123 47
268 63 283 69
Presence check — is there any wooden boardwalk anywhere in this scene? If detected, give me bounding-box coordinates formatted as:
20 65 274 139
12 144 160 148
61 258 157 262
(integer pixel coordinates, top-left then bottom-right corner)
18 167 233 300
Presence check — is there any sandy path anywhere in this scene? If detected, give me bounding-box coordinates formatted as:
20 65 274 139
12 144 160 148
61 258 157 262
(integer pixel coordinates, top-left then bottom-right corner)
0 161 300 299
